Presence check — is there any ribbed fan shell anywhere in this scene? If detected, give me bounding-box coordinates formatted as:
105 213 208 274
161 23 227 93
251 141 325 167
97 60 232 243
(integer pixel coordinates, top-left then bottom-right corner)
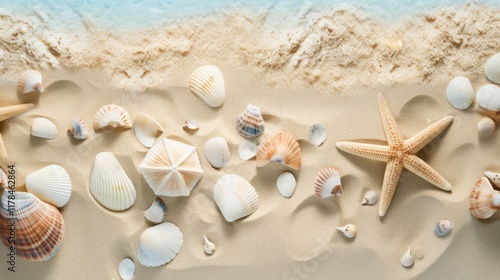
93 104 132 130
26 165 72 208
137 222 183 267
256 132 301 169
314 167 342 198
188 65 225 107
214 174 259 222
236 103 265 138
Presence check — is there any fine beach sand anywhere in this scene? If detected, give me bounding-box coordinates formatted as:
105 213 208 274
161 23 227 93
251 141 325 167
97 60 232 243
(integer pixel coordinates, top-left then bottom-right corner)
1 3 500 280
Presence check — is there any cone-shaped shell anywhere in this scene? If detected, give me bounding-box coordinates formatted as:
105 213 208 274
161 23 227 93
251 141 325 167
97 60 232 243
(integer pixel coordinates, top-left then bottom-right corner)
134 113 164 148
484 171 500 188
203 236 216 255
237 104 265 138
446 76 474 110
143 198 167 224
478 117 496 137
337 224 357 238
93 104 132 130
139 138 203 197
189 65 225 107
361 190 378 205
214 174 259 222
31 117 58 139
400 247 414 268
204 137 230 168
25 165 72 208
137 222 183 267
314 167 342 198
90 152 136 211
469 177 500 219
434 219 453 236
308 123 327 146
238 139 258 161
18 70 43 93
276 172 296 198
256 132 301 169
485 53 500 84
0 103 34 122
67 118 88 140
476 84 500 111
118 258 135 280
0 192 64 261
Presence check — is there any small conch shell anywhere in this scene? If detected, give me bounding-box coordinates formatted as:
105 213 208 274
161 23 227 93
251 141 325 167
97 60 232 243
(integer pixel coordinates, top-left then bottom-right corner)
478 117 496 137
361 190 378 205
276 172 296 198
203 236 216 255
314 167 342 198
118 258 135 280
237 104 265 139
18 70 43 93
0 103 34 122
469 176 500 219
484 171 500 187
476 84 500 111
238 139 258 161
143 198 167 224
67 118 89 140
400 247 414 268
93 104 132 130
189 65 225 107
337 224 357 238
183 119 199 130
434 219 453 236
446 76 474 110
484 53 500 84
204 137 231 168
31 117 58 139
256 132 301 169
134 113 164 148
308 123 327 146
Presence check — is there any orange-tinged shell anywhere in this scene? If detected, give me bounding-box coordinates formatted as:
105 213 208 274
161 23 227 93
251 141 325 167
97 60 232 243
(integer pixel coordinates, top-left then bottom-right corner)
256 132 301 169
314 167 342 198
18 70 43 93
469 177 500 219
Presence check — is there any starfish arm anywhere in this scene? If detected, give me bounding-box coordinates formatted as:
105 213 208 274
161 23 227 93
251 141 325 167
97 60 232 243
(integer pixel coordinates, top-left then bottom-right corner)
403 155 452 191
377 93 404 148
404 116 453 154
336 142 393 162
379 159 404 217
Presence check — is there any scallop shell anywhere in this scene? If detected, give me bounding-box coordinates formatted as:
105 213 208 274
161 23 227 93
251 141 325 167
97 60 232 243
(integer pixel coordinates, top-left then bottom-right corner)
134 113 164 148
314 167 342 198
25 165 72 208
484 171 500 188
484 53 500 84
400 247 414 268
256 132 301 169
478 117 496 137
469 176 500 219
67 118 88 140
204 137 230 168
434 219 453 236
183 119 199 130
214 174 259 222
137 222 183 267
143 198 167 224
237 104 265 138
0 168 7 189
93 104 132 130
445 76 474 110
188 65 225 107
276 172 296 198
118 258 135 280
139 138 204 197
476 84 500 111
31 117 58 139
308 123 327 146
361 190 378 205
0 192 64 261
0 103 34 122
203 236 216 255
18 70 43 93
90 152 137 211
238 139 258 160
337 224 357 238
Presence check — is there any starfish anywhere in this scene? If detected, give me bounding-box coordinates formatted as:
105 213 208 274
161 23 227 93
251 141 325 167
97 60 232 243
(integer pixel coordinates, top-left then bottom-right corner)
336 93 452 217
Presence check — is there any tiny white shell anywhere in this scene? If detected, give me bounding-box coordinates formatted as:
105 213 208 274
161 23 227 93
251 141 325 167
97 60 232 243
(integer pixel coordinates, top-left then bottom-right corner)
203 236 216 255
118 258 135 280
93 104 132 130
143 198 167 224
400 247 414 268
31 117 58 139
204 137 230 168
446 76 474 110
361 190 378 205
337 224 357 238
134 113 164 148
18 70 43 93
238 139 258 161
25 165 72 208
476 84 500 111
485 53 500 84
434 219 453 236
276 172 296 198
189 65 225 107
183 119 199 130
485 171 500 188
67 118 89 140
137 222 183 267
308 123 327 146
214 174 259 222
478 117 496 137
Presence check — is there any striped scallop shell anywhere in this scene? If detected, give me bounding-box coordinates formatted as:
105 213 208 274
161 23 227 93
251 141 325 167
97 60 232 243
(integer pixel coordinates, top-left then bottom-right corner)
67 118 89 140
256 132 301 169
446 76 474 110
314 167 342 198
308 123 327 146
25 165 72 208
214 174 259 222
469 177 500 219
485 53 500 84
0 192 64 261
119 258 135 280
478 117 496 137
134 113 164 148
476 84 500 111
18 70 43 93
90 152 136 211
143 198 167 224
237 104 265 138
188 65 225 107
31 117 58 139
93 104 132 130
0 103 34 122
204 137 230 168
137 222 183 267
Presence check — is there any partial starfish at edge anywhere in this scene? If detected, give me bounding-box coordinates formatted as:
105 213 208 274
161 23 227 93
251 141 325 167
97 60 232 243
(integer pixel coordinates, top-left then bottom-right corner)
336 93 452 217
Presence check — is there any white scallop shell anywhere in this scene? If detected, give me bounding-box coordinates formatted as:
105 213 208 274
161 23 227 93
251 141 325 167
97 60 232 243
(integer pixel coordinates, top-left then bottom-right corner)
314 167 342 198
434 219 453 236
203 236 216 255
134 113 164 148
476 84 500 111
238 139 258 161
276 172 296 198
31 117 58 139
485 53 500 84
188 65 225 107
18 70 43 93
183 119 199 130
204 137 230 168
484 171 500 188
214 174 259 222
308 123 327 146
361 190 378 205
25 165 72 208
90 152 136 211
137 222 183 267
67 118 88 140
337 224 357 238
445 76 474 110
118 258 135 280
237 104 265 138
93 104 132 130
478 117 496 137
400 247 414 268
143 198 167 224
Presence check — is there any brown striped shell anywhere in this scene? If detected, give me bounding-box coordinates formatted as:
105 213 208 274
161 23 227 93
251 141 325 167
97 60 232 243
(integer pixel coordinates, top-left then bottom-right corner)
256 132 301 169
314 167 342 198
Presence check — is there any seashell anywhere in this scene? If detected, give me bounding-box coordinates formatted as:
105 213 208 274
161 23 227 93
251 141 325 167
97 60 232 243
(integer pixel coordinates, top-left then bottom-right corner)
400 247 414 268
0 168 7 189
434 219 453 236
476 84 500 111
67 118 88 140
256 132 301 169
0 103 34 122
143 198 167 224
139 138 203 196
93 104 132 130
183 119 199 130
203 236 216 255
31 117 58 139
361 190 378 205
0 132 8 164
445 76 474 110
469 176 500 219
478 117 496 137
25 165 72 208
236 104 265 138
188 65 225 107
386 37 402 52
484 53 500 84
137 222 183 267
214 174 259 222
337 224 357 238
90 152 136 211
308 123 327 146
484 171 500 188
0 192 64 261
18 70 43 93
119 258 135 280
276 172 296 198
134 113 164 148
314 167 342 198
238 139 258 160
204 137 230 168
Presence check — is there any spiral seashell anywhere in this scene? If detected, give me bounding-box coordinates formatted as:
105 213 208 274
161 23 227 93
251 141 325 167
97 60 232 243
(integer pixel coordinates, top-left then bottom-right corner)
143 198 167 224
18 70 43 93
485 53 500 84
31 117 58 139
400 247 414 268
477 117 496 137
337 224 357 238
0 103 34 122
67 118 89 140
256 132 301 169
236 104 265 138
137 222 183 267
118 258 135 280
276 172 296 198
314 167 342 198
203 236 216 255
308 123 327 146
434 219 453 236
361 190 378 205
446 76 474 110
238 139 258 161
214 174 259 222
469 176 500 219
189 65 225 107
134 113 164 148
204 137 231 168
93 104 132 130
25 164 72 208
476 84 500 111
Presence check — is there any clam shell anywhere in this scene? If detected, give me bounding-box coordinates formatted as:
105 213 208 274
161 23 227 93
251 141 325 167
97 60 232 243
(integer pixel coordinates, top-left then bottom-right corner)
93 104 132 130
434 219 453 236
31 117 58 139
400 247 414 268
484 53 500 84
67 117 88 140
361 190 378 205
183 119 199 130
476 84 500 111
204 137 230 168
469 176 500 219
0 103 34 122
143 198 167 224
137 222 183 267
0 168 7 189
25 164 72 208
203 236 216 255
446 76 474 110
118 258 135 280
236 104 265 138
90 152 136 211
139 138 203 197
337 224 357 238
256 132 301 169
214 174 259 222
188 65 225 107
308 123 327 146
478 117 496 137
276 172 296 198
314 167 342 198
134 113 164 148
484 171 500 188
0 192 64 261
238 139 258 160
18 70 43 93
